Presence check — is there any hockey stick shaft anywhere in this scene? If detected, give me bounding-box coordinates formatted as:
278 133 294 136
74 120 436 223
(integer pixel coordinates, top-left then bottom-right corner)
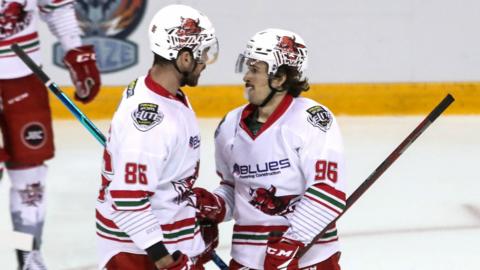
11 43 229 269
298 94 455 258
10 43 106 146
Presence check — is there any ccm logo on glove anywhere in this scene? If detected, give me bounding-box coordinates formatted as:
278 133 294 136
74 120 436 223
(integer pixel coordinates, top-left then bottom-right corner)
266 247 296 257
75 53 96 63
63 45 101 104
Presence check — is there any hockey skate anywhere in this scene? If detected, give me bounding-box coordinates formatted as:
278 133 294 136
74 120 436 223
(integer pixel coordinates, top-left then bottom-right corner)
17 250 48 270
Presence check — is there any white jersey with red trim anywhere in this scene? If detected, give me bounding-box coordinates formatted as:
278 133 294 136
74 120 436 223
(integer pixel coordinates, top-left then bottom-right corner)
95 75 205 268
213 95 347 268
0 0 81 79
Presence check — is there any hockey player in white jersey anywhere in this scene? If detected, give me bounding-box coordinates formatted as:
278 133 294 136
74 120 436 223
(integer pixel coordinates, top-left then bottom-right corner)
95 4 219 270
0 0 101 269
193 29 346 269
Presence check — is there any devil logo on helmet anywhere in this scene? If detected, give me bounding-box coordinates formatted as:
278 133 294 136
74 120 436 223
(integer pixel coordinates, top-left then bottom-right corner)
164 16 208 51
275 35 306 61
176 17 204 36
249 185 300 216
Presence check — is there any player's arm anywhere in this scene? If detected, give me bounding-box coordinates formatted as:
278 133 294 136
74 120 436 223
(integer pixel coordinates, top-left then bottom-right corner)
38 0 101 103
283 136 346 243
106 149 188 269
264 111 347 270
193 116 235 223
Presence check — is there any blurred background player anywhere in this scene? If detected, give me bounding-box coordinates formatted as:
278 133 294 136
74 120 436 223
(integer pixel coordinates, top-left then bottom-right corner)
95 4 219 270
194 28 346 269
0 0 101 269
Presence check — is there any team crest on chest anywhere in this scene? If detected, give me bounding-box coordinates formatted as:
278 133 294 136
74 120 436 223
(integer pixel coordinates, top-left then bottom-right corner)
131 103 164 131
249 185 300 216
306 105 332 131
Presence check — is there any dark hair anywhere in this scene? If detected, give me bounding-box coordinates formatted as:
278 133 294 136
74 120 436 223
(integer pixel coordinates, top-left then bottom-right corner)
152 52 171 67
273 65 310 97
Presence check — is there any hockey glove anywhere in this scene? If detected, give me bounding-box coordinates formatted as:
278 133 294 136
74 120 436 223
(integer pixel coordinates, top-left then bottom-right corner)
63 45 101 104
0 0 25 37
157 251 193 270
264 232 304 270
195 221 219 266
192 187 226 223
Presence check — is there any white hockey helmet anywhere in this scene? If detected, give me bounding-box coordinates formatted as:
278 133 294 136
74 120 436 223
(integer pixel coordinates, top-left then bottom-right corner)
148 4 218 65
236 28 308 77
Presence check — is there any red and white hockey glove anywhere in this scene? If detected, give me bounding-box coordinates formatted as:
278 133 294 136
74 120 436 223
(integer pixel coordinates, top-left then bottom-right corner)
158 251 194 270
196 221 219 266
264 232 304 270
0 0 25 37
192 187 226 223
63 45 101 104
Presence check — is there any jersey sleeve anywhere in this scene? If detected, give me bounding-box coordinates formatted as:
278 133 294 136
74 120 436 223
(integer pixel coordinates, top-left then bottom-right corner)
103 115 174 251
284 106 347 244
38 0 82 52
212 115 235 221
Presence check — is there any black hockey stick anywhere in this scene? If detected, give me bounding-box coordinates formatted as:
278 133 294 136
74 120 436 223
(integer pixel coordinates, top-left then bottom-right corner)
297 93 455 258
11 43 229 270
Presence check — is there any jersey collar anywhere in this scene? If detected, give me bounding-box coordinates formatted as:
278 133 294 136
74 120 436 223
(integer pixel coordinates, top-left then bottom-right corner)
144 73 189 107
240 94 294 139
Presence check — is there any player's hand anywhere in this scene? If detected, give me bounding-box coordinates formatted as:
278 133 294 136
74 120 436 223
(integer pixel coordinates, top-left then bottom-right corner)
0 0 25 36
196 221 219 266
192 187 225 223
63 45 101 104
264 232 304 270
156 251 193 270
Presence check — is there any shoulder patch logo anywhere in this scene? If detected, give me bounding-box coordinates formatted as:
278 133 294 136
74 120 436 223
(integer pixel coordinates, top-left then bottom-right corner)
126 79 138 98
306 105 332 131
131 103 164 131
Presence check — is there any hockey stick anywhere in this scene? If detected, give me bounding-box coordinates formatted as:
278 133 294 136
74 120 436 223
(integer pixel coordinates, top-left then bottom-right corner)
297 93 455 259
10 43 106 146
11 43 229 270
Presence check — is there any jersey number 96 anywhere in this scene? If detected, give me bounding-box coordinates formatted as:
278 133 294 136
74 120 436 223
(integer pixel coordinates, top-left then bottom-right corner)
315 160 338 183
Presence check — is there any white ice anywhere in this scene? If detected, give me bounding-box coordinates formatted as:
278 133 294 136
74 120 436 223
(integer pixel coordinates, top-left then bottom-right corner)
1 116 479 269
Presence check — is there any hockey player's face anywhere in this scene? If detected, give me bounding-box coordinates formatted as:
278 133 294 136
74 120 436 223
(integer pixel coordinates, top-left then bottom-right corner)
243 60 270 105
184 61 206 87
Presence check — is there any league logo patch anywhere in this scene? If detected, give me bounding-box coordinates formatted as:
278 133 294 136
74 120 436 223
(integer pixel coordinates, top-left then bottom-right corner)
21 122 46 149
306 105 332 131
131 103 164 132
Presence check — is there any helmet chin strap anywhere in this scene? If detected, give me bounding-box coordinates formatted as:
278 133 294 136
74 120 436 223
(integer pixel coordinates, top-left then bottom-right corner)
259 77 285 107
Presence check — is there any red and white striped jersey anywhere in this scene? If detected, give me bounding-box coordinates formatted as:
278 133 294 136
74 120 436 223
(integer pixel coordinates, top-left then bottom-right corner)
214 95 347 268
95 74 205 268
0 0 81 79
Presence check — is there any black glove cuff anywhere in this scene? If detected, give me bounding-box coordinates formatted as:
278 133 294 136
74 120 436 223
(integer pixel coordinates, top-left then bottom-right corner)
145 241 169 262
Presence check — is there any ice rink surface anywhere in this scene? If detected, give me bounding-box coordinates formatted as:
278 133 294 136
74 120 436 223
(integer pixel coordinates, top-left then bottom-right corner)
1 116 479 269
